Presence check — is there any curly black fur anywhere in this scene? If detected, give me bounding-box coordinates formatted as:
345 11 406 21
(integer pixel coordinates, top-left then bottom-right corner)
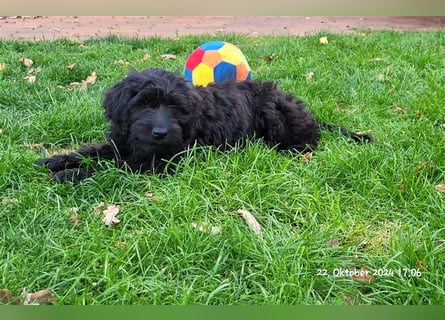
37 68 372 182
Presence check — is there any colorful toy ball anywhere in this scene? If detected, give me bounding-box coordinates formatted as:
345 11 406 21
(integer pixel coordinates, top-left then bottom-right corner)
184 41 252 87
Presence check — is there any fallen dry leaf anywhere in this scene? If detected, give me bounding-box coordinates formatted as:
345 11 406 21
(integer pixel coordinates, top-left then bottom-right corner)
300 151 313 163
102 204 121 226
80 71 97 90
62 72 97 90
191 221 222 235
114 241 128 249
94 202 105 216
70 213 80 224
352 268 374 283
145 192 160 202
369 57 385 62
261 53 276 61
160 54 177 60
114 59 129 66
416 260 428 271
416 110 428 119
326 238 340 248
2 197 19 204
141 53 151 61
23 75 36 84
27 67 42 76
69 207 80 224
0 289 21 304
237 209 263 238
66 63 76 71
319 36 329 44
393 107 406 113
23 288 57 305
19 57 33 67
306 71 314 83
434 184 445 192
0 63 6 71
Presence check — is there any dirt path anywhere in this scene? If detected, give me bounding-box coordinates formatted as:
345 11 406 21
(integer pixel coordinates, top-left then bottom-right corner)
1 16 444 41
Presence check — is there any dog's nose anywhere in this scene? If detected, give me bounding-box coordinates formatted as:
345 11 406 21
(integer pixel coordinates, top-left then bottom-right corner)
152 127 168 140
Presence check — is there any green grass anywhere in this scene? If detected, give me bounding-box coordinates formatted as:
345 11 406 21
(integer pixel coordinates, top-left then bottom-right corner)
1 31 444 305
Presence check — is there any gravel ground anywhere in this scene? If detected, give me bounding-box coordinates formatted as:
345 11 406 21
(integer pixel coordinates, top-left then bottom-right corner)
0 16 444 41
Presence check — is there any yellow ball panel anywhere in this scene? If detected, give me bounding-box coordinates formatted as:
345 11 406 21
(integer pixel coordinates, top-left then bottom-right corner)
218 43 244 65
192 63 215 87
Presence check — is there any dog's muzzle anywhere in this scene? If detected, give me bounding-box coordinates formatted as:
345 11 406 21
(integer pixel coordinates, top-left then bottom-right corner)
152 127 168 140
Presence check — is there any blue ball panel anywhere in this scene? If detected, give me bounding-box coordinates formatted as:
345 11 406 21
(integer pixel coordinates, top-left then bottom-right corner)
200 41 226 51
214 62 237 82
184 68 193 83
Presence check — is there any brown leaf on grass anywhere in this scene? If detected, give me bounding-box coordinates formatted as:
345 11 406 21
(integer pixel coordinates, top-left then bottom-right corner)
145 192 160 202
369 57 385 62
70 213 80 224
352 268 374 283
237 209 263 238
306 71 315 83
63 72 97 90
393 107 406 113
101 204 121 226
0 289 21 304
23 75 36 84
23 288 57 304
66 63 76 71
261 53 276 61
69 207 80 225
114 59 129 66
191 221 222 235
114 241 128 249
94 202 105 216
2 197 19 204
80 71 97 90
141 53 151 61
300 151 313 163
19 57 33 67
416 110 428 119
0 63 6 71
416 260 428 271
354 130 373 137
160 54 177 60
27 67 42 76
326 238 340 248
434 184 445 193
319 36 328 44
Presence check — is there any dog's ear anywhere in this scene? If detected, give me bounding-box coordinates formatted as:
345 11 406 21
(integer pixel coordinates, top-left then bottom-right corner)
102 78 138 138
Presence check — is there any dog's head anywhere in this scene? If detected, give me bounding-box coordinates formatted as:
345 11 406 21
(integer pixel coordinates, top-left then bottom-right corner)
102 68 201 160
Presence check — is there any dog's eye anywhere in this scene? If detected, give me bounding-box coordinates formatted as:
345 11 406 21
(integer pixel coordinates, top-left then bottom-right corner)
170 105 191 118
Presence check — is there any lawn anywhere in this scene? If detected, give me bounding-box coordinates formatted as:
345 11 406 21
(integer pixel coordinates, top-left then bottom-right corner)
0 30 444 305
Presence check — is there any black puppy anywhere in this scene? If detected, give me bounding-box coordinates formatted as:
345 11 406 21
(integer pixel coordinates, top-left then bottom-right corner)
37 68 372 182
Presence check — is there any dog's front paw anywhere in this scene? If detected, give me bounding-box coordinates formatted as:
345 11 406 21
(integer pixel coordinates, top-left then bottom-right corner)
36 155 76 172
52 169 92 183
